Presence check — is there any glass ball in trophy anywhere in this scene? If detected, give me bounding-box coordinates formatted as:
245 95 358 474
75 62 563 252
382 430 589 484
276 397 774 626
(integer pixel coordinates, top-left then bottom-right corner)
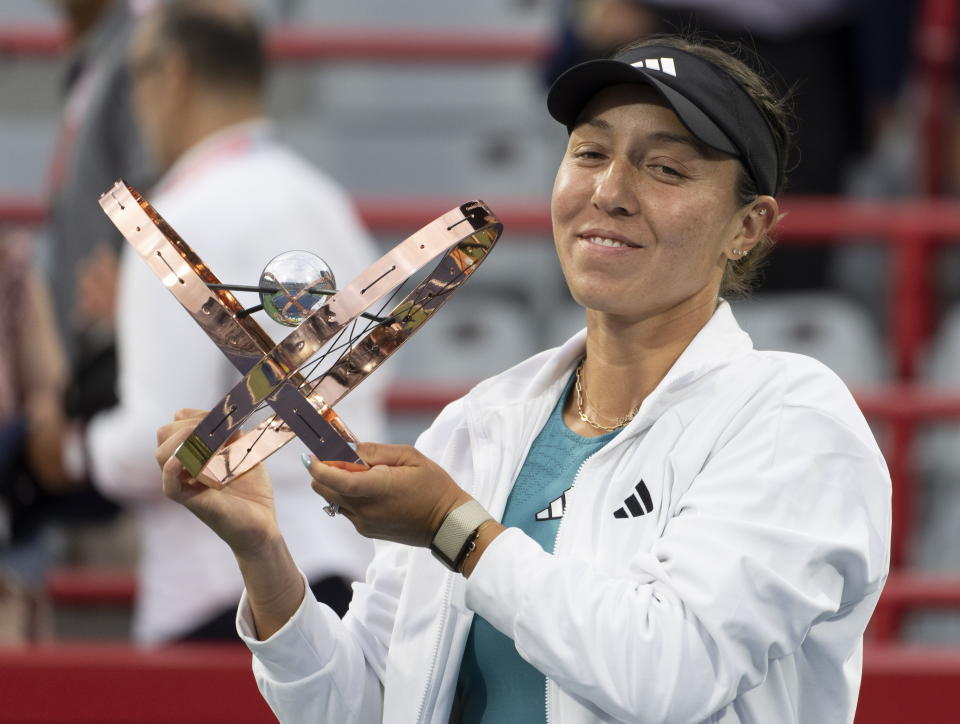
259 250 336 327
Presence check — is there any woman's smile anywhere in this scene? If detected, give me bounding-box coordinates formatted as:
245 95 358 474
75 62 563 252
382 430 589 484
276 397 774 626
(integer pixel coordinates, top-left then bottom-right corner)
577 229 643 251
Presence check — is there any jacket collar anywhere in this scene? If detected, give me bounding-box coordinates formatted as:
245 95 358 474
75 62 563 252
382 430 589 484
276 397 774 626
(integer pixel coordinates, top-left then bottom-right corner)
471 299 754 433
654 298 754 394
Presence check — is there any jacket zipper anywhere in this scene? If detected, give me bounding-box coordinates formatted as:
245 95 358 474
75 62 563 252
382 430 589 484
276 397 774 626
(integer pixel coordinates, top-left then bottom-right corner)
415 570 454 724
415 427 476 724
545 452 597 724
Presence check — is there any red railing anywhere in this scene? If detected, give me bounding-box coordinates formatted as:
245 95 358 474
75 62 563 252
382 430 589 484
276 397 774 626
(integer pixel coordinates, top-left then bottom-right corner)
0 640 952 723
6 193 960 378
0 25 548 63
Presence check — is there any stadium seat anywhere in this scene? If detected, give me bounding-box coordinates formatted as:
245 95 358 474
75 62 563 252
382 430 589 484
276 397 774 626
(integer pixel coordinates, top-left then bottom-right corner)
729 292 890 386
386 290 538 382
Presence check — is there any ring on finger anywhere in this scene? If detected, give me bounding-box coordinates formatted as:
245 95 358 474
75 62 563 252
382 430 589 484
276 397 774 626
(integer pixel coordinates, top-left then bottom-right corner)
323 503 340 517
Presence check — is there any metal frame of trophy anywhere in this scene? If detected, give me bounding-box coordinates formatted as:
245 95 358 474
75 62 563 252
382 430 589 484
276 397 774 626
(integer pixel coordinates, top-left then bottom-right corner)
99 180 502 489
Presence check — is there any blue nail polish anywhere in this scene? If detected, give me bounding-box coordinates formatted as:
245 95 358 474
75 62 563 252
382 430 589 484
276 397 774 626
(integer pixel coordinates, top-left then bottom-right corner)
301 453 312 469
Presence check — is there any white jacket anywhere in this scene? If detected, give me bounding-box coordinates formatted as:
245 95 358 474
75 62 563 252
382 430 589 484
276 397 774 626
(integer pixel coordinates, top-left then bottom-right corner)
238 301 891 723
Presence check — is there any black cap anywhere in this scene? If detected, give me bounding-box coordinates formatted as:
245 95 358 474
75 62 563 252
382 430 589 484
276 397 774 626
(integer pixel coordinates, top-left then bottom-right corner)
547 46 780 197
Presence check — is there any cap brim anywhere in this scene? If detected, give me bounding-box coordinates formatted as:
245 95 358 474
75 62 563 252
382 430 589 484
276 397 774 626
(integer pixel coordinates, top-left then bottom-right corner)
547 59 738 157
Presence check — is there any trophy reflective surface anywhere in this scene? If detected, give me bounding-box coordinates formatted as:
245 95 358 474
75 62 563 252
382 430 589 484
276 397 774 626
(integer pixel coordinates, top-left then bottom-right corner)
258 250 337 327
99 180 501 488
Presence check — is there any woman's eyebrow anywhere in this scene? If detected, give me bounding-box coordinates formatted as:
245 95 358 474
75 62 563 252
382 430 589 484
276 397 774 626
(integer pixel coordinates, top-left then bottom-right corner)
571 120 716 158
647 131 713 158
572 116 611 132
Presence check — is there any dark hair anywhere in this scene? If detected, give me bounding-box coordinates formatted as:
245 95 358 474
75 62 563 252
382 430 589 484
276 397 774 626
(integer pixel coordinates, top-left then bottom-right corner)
155 0 265 93
623 35 793 296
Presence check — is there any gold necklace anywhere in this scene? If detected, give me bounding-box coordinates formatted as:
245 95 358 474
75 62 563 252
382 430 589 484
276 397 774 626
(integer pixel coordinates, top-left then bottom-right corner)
574 360 640 433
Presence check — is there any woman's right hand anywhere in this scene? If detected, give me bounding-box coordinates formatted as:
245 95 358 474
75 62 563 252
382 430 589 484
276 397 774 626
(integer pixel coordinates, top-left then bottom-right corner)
156 409 281 558
157 409 306 640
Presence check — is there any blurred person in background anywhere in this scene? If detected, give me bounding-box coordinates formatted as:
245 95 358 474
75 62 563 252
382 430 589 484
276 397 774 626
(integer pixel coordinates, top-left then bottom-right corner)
0 0 150 631
73 0 386 644
46 0 155 419
543 0 661 84
0 230 70 640
36 0 159 571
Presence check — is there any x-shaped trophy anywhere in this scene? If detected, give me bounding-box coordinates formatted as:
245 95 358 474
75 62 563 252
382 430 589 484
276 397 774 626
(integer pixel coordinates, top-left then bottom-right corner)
99 181 501 488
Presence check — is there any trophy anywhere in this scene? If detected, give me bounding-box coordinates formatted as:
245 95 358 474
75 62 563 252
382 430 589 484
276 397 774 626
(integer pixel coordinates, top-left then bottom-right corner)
99 181 501 489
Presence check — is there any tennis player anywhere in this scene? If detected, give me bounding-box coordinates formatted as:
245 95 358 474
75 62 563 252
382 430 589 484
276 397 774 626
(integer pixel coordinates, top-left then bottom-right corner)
157 36 890 724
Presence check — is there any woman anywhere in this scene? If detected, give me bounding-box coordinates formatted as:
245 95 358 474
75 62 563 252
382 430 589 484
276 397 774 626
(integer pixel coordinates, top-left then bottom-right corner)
156 37 890 723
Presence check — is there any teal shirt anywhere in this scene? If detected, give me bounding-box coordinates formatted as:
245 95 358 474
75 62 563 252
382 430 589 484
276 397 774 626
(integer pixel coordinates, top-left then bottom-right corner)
454 373 617 724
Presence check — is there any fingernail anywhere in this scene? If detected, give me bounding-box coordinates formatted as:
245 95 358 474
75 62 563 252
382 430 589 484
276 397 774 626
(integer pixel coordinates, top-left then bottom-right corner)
301 453 312 469
347 441 358 452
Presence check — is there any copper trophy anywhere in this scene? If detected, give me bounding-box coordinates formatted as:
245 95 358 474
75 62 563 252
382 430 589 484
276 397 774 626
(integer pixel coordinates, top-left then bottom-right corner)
99 181 501 488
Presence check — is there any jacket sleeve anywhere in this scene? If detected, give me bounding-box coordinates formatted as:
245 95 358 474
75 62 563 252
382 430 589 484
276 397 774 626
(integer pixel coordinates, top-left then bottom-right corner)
464 399 891 723
238 543 408 724
238 398 469 723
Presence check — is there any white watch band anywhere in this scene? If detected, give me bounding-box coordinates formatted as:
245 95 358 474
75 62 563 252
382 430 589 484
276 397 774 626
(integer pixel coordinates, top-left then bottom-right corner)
430 499 494 572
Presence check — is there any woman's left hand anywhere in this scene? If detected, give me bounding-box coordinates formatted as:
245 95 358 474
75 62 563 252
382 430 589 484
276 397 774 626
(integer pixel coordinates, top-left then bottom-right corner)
305 442 473 547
